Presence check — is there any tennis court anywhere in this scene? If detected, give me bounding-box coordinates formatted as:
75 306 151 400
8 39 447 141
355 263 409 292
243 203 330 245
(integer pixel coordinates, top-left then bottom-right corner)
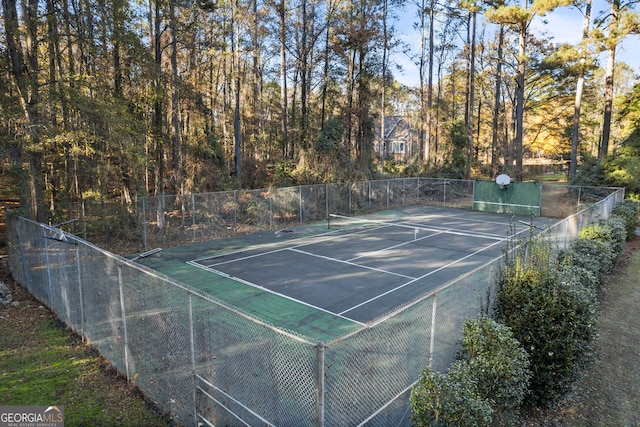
8 182 623 427
136 205 556 340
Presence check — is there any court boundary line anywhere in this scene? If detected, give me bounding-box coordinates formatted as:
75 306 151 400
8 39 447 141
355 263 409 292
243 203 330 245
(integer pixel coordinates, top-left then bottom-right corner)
394 220 506 240
346 230 447 263
288 248 416 279
191 210 515 266
337 226 530 316
195 221 505 282
187 225 517 324
189 222 392 265
186 211 535 325
187 260 367 326
329 213 507 241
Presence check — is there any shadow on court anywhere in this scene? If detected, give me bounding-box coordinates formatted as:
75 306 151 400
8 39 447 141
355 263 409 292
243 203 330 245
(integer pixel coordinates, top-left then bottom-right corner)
137 205 557 339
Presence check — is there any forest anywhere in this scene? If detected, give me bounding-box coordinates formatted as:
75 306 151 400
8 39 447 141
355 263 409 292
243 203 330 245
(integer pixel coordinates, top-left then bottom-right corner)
1 0 639 221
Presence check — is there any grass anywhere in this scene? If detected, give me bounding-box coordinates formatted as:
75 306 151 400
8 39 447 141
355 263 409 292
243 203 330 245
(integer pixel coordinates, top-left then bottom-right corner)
0 268 172 427
534 172 568 183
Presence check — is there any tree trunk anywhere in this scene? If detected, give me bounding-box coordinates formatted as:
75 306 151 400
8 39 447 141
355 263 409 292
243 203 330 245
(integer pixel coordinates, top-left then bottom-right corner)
570 0 591 176
600 0 619 160
233 0 242 187
491 25 505 176
150 0 165 226
169 0 183 195
427 0 435 163
380 0 389 172
298 0 310 169
417 0 427 164
279 0 289 158
113 0 126 97
513 21 526 181
466 8 477 179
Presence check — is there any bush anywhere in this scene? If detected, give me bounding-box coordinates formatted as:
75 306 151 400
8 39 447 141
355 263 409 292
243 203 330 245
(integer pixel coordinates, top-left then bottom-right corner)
411 364 493 427
494 237 598 408
579 217 627 260
557 264 599 301
612 199 639 239
565 237 615 286
411 317 531 425
457 317 531 413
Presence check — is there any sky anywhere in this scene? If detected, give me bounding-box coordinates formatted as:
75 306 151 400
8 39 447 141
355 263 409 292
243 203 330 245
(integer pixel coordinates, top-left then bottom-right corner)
392 0 639 88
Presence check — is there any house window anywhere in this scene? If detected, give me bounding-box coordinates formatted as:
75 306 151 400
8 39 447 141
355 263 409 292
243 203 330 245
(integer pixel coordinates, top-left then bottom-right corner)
391 141 405 153
373 142 386 152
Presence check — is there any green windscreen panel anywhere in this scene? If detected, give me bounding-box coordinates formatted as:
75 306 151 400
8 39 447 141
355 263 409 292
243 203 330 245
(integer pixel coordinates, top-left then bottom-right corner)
473 180 541 216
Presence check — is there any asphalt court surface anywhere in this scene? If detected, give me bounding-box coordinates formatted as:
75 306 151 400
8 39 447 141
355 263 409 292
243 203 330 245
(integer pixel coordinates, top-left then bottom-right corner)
187 206 555 323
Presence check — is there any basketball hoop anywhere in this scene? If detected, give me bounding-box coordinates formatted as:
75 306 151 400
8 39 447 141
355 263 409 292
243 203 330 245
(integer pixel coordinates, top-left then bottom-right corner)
496 174 511 190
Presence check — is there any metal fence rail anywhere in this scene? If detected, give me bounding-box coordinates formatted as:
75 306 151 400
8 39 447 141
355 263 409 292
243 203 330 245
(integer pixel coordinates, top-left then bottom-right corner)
6 179 624 426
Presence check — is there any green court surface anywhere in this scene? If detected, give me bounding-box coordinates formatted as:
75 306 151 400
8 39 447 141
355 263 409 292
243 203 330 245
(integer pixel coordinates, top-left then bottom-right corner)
135 205 556 342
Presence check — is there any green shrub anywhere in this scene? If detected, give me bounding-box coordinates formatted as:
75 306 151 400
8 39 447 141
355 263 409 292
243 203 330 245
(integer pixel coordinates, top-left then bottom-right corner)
494 237 598 408
558 264 599 301
612 199 639 239
565 237 615 285
411 364 493 427
579 217 626 260
457 317 531 412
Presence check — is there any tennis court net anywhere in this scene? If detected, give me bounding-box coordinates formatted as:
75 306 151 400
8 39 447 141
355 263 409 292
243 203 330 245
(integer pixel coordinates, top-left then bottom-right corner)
328 212 510 243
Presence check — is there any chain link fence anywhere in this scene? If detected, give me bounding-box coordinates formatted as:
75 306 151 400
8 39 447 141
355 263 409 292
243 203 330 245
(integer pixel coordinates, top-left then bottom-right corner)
6 179 624 426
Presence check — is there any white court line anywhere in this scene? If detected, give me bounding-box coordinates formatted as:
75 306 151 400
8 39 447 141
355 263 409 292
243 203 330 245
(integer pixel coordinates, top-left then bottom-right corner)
394 221 505 240
346 230 446 262
415 211 524 226
288 248 417 280
330 213 508 241
189 222 393 265
187 214 531 322
187 260 367 326
196 223 396 268
338 227 530 316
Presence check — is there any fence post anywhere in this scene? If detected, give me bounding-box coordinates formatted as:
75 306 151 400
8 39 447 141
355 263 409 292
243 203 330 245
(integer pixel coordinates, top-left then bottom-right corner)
316 342 326 427
192 193 196 242
387 179 390 210
81 201 87 241
429 294 437 368
403 179 406 206
75 243 85 340
472 180 476 210
443 180 447 206
300 185 303 224
325 184 329 220
577 186 582 208
269 190 274 229
15 218 29 284
44 235 53 306
233 190 238 234
118 265 131 381
189 292 198 425
142 197 148 251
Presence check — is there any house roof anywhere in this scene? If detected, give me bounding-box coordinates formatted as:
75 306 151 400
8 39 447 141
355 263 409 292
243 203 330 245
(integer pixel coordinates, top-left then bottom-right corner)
375 116 413 140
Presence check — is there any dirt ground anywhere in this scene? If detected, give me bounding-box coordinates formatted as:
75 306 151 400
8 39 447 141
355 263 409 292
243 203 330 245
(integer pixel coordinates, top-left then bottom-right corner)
517 234 640 426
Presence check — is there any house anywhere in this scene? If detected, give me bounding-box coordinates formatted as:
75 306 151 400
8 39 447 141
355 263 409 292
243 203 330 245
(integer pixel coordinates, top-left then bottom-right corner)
373 115 422 162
